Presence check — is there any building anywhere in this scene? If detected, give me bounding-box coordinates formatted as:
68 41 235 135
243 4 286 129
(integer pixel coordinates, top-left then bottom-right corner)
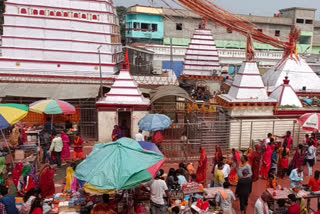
125 5 320 77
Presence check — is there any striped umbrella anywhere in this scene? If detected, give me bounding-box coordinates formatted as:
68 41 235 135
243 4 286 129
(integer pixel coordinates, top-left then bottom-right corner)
29 99 75 115
0 103 28 130
297 113 320 132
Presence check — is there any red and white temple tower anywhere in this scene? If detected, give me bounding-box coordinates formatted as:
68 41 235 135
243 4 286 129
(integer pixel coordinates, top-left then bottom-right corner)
181 27 220 77
96 68 150 142
0 0 123 80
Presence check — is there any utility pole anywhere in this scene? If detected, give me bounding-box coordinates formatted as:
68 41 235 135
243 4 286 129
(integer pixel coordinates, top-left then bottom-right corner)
170 37 173 72
97 45 103 98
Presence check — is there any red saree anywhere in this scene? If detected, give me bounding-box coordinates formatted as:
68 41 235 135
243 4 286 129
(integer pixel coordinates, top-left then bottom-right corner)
12 162 23 187
260 145 272 179
290 148 304 170
251 144 262 182
228 149 240 185
38 165 55 198
196 147 207 183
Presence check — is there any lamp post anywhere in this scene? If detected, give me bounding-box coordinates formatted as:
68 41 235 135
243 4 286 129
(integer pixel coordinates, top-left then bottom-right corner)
97 45 103 98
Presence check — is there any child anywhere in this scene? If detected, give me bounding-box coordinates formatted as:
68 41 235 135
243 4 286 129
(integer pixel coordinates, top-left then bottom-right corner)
73 133 84 159
281 154 289 178
266 167 277 189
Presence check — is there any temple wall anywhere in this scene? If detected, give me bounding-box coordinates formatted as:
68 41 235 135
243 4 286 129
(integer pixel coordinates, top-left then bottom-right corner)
229 106 274 117
98 111 117 142
131 111 149 138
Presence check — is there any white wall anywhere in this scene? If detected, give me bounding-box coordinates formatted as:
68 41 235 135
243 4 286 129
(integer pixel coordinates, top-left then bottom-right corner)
98 111 117 142
229 106 274 117
131 111 149 138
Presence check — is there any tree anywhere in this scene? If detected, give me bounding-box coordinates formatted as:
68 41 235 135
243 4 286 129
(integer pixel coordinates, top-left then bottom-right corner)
116 6 126 44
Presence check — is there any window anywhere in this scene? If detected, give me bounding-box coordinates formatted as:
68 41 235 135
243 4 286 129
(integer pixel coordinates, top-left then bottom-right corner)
49 11 55 16
39 10 45 15
152 24 158 32
74 13 79 18
133 22 140 29
176 23 182 31
141 23 150 30
257 28 263 32
64 12 69 17
81 14 87 19
56 11 62 16
305 19 313 24
275 30 280 37
296 18 304 24
92 15 97 20
20 8 27 14
227 28 232 33
33 10 38 15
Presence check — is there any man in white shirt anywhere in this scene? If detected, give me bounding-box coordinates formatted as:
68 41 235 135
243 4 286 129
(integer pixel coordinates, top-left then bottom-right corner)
142 171 171 214
135 129 144 141
214 157 231 181
254 191 272 214
49 132 63 168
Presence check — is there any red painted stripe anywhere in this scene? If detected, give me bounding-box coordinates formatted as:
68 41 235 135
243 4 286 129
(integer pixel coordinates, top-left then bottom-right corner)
187 48 218 52
0 58 116 66
189 43 216 46
231 84 264 89
191 37 215 41
111 86 137 89
115 78 134 81
185 58 219 62
0 72 114 80
1 36 121 45
184 63 220 67
96 103 149 108
186 53 219 57
183 68 217 72
193 33 212 36
106 94 141 97
4 13 116 26
0 46 118 56
5 1 114 14
3 24 119 36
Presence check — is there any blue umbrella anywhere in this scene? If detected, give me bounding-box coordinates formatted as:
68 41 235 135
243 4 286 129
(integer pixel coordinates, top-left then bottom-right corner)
138 114 171 131
138 141 163 155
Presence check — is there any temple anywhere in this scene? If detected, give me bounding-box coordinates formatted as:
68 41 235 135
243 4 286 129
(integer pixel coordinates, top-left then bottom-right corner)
262 55 320 94
0 0 123 80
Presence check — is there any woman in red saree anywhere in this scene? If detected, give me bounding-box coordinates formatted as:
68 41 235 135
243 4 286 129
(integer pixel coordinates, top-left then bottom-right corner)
196 147 207 183
289 144 305 171
228 148 240 185
260 144 272 179
251 144 262 182
12 162 23 187
38 165 55 198
211 145 223 174
60 131 70 159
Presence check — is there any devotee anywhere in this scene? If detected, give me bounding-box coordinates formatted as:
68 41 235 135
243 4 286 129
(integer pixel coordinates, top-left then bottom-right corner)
60 130 70 160
266 167 277 189
307 170 320 192
215 182 235 214
186 163 195 175
39 130 53 165
271 146 278 175
214 162 225 187
176 169 187 186
44 117 53 134
111 125 122 141
19 188 36 214
0 184 18 214
260 144 272 179
303 134 310 145
73 133 84 159
135 129 144 142
280 154 289 178
305 140 316 176
287 194 300 214
250 144 261 182
49 132 63 168
273 199 287 214
91 194 116 214
235 169 252 214
278 141 289 176
311 133 318 147
289 144 305 175
228 148 240 185
29 198 43 214
8 126 19 148
65 120 73 130
17 165 36 196
254 191 272 214
237 155 252 179
260 133 272 154
289 166 304 188
213 145 223 169
142 170 171 214
166 168 179 190
214 157 231 182
276 131 292 149
196 147 207 184
178 163 189 181
38 165 55 198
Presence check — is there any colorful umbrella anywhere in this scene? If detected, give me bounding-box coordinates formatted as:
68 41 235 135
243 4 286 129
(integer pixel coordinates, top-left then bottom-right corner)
0 103 28 129
29 99 75 115
297 113 320 132
138 114 171 131
138 141 163 155
74 138 166 190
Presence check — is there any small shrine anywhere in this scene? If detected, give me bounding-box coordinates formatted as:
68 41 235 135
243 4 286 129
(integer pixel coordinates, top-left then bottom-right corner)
262 55 320 95
269 76 302 108
96 68 150 142
216 61 277 117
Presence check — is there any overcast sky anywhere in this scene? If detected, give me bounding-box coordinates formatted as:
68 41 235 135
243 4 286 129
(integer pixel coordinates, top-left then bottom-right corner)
114 0 320 18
